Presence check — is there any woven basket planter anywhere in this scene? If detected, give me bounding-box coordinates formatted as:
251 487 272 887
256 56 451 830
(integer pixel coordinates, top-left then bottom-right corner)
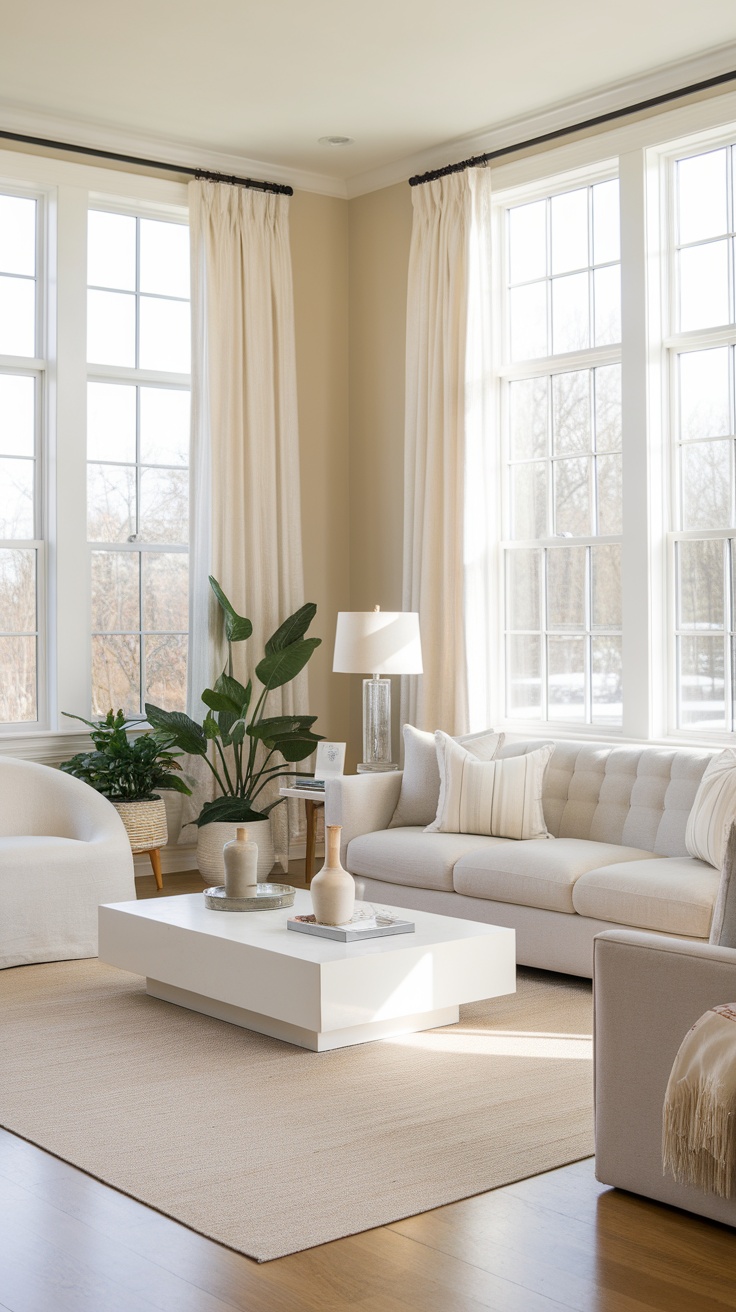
112 797 168 854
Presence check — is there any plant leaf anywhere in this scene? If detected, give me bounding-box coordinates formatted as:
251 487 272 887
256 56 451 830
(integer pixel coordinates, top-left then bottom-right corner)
214 672 251 714
255 637 321 691
246 716 302 741
203 713 221 740
195 796 269 827
265 603 317 655
209 577 253 644
144 704 207 756
202 688 241 714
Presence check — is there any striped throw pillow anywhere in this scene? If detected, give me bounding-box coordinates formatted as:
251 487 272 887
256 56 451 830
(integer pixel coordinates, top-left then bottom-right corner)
686 749 736 869
425 733 553 839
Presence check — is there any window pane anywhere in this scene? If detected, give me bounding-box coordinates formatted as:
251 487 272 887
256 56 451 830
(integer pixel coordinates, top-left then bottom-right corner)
596 453 622 535
139 467 188 543
679 348 731 442
509 377 547 460
551 189 588 275
678 538 724 630
594 364 622 451
87 381 137 463
87 463 136 543
0 458 34 538
87 211 136 291
547 547 586 629
591 544 621 629
594 265 621 346
140 387 190 466
0 275 35 356
508 200 546 285
592 636 622 725
144 633 187 710
92 634 141 717
592 180 620 265
0 196 35 276
0 548 35 631
552 272 589 354
87 289 136 367
0 374 34 456
678 635 725 729
547 636 585 719
554 456 591 536
506 634 542 718
679 241 729 332
681 441 732 530
142 552 188 631
91 551 140 632
511 461 547 539
0 635 36 721
139 297 191 373
677 150 728 246
552 370 590 455
506 549 541 631
139 220 190 298
509 282 547 361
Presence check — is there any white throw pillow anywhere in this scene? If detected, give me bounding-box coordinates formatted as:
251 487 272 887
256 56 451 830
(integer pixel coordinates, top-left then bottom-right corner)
426 732 553 840
709 821 736 947
686 749 736 869
389 724 504 828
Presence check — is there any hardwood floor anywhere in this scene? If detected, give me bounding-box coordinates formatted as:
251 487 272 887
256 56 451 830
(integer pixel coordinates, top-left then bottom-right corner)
1 868 735 1311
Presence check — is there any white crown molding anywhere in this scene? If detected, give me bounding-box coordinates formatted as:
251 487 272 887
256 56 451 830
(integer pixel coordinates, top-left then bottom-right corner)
0 101 349 200
345 39 736 198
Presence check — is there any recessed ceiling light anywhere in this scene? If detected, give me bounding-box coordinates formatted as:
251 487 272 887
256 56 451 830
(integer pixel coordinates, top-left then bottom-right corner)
318 136 354 147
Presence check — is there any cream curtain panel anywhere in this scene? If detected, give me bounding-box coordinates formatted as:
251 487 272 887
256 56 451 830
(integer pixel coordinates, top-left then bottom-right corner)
185 180 307 860
401 168 494 737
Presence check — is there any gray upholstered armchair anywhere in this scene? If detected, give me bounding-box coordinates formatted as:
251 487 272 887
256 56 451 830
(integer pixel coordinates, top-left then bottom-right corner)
594 928 736 1226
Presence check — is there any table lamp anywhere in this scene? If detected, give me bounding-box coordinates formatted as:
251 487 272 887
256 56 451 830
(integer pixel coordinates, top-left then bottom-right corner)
333 607 423 772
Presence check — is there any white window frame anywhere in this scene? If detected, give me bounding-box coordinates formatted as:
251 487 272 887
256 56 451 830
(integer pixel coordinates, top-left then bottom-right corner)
0 150 188 759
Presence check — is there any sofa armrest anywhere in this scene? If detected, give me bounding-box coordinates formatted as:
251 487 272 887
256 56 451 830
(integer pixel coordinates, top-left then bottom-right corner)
594 928 736 1223
324 772 404 865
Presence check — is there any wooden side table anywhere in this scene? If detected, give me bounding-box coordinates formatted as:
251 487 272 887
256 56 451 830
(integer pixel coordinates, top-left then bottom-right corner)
279 786 325 883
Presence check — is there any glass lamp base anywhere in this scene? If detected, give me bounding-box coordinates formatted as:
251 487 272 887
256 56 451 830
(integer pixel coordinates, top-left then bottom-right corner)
357 762 400 773
361 675 395 771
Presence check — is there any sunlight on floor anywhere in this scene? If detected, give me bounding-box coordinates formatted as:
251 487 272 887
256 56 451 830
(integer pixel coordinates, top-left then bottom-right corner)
386 1028 593 1059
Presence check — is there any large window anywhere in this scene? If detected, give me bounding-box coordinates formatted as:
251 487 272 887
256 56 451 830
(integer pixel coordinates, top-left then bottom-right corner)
501 178 623 726
87 210 190 716
0 192 43 724
671 144 736 732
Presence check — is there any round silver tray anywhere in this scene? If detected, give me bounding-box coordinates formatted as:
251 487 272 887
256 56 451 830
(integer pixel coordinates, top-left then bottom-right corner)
204 882 296 912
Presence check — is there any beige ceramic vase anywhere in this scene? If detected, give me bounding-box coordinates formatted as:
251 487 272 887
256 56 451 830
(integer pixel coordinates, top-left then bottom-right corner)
310 825 355 926
223 827 259 897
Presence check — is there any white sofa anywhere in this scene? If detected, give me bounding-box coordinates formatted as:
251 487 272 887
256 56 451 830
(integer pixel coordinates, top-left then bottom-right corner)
325 738 720 977
0 757 136 969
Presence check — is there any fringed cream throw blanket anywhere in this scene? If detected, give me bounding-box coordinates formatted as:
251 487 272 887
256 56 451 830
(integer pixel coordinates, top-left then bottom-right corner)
663 1004 736 1197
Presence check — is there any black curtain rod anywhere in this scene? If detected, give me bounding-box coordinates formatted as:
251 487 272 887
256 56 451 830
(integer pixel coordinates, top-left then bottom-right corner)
0 128 293 195
409 67 736 186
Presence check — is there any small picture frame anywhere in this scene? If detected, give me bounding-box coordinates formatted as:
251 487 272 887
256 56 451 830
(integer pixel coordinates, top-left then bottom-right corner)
314 741 346 781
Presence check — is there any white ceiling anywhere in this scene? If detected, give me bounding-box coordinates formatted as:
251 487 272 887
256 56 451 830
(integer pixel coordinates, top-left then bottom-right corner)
4 1 736 190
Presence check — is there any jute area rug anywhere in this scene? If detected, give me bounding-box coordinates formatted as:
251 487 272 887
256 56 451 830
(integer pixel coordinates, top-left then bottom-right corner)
0 959 593 1261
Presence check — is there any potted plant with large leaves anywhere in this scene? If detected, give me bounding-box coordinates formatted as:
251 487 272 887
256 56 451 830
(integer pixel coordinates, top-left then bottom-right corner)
145 577 323 881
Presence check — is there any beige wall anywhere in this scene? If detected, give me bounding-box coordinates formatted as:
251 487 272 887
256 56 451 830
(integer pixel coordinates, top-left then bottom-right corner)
346 182 413 761
290 189 351 746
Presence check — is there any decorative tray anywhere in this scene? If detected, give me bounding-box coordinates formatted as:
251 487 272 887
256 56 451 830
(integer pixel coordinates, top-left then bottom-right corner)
204 883 296 912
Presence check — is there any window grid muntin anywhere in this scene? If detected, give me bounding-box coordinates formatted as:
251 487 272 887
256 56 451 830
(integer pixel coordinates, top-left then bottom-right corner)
87 209 190 720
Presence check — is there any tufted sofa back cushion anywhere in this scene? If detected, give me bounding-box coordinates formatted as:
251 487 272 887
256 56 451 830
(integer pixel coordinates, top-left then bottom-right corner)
498 739 714 857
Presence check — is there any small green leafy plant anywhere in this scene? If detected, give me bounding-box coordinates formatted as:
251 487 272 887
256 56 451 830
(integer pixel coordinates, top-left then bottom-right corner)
144 576 323 828
60 709 192 801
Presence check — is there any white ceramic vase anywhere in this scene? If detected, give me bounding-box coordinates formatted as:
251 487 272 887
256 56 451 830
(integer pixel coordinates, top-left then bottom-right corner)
223 827 259 897
197 818 274 885
310 825 355 926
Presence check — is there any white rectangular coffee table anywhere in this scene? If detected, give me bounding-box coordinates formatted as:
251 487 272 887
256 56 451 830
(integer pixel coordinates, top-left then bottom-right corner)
98 891 515 1052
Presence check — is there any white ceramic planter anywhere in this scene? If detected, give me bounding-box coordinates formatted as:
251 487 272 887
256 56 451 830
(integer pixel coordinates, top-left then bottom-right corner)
196 818 275 884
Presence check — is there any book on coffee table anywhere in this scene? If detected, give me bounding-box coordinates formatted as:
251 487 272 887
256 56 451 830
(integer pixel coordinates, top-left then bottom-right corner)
287 913 415 942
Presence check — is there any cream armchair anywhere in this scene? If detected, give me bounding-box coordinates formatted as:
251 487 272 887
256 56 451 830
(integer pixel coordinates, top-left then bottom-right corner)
594 928 736 1227
0 757 136 969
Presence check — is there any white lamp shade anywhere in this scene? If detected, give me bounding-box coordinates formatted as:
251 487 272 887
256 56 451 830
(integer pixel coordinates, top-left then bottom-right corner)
333 611 423 676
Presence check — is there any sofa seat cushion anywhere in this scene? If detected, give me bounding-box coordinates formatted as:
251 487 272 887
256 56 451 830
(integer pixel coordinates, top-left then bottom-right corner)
572 857 719 937
453 839 657 914
346 827 511 893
